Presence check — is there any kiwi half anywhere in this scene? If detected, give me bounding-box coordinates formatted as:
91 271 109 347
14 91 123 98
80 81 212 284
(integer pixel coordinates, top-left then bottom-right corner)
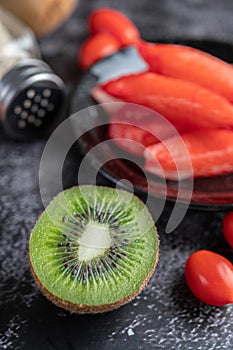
29 185 159 313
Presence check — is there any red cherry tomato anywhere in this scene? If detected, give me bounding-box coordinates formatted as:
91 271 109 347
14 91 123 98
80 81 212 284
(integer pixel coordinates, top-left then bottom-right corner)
223 212 233 248
185 250 233 306
78 33 121 70
89 8 140 46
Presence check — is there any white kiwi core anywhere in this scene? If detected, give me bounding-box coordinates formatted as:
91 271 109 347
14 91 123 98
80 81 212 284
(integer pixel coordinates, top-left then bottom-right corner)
78 220 112 261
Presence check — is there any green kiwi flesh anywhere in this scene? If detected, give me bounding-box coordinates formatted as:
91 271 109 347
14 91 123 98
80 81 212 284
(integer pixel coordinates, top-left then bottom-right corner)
29 185 159 313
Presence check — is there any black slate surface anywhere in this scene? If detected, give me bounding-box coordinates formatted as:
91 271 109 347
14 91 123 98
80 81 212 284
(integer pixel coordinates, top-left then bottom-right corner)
1 1 233 349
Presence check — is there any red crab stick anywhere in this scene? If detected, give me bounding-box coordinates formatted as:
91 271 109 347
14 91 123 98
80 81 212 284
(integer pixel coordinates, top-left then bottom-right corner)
108 103 196 157
138 42 233 102
79 33 121 70
144 129 233 180
101 72 233 130
89 8 140 46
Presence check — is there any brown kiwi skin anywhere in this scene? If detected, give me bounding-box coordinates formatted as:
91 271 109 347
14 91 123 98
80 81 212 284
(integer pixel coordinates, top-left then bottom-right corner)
28 185 159 314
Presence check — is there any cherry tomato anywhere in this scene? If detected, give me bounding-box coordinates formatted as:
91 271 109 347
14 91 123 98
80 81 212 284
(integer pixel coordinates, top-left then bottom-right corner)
185 250 233 306
89 8 140 46
223 212 233 248
78 33 121 70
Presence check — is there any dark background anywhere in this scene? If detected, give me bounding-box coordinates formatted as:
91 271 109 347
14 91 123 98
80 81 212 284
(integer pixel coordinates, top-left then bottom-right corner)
1 0 233 349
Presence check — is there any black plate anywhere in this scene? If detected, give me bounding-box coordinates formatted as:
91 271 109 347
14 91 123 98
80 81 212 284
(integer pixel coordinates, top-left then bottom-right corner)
72 39 233 210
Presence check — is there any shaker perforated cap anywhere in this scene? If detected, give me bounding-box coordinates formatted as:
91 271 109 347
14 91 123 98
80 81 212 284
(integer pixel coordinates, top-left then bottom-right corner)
0 58 65 140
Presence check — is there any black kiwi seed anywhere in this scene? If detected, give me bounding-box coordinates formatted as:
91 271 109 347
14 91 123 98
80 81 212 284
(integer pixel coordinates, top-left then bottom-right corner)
56 205 135 280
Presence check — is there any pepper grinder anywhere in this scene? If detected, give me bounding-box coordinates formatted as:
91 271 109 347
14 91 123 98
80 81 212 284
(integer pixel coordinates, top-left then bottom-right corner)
0 7 66 140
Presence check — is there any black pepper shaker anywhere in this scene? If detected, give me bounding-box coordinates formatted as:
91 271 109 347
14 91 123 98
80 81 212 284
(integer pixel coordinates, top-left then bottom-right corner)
0 7 66 140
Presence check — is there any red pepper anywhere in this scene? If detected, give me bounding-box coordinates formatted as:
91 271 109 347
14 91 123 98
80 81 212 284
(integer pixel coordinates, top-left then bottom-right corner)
101 72 233 131
138 41 233 102
144 129 233 179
